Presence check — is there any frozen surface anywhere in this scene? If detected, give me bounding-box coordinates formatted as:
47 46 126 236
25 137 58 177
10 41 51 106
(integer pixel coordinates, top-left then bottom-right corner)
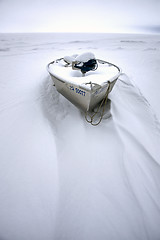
0 33 160 240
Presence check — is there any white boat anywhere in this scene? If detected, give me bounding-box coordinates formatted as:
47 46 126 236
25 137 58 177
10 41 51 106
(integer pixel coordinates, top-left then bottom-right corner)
47 53 121 114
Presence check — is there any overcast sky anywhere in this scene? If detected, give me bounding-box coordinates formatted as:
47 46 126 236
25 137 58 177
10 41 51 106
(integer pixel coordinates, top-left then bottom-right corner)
0 0 159 33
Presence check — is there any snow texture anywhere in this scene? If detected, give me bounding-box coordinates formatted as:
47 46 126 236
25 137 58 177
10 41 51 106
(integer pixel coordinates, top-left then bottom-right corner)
0 33 160 240
75 52 95 62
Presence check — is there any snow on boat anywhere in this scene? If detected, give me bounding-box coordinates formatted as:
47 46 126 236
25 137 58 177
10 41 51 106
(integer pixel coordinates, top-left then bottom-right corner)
47 52 121 114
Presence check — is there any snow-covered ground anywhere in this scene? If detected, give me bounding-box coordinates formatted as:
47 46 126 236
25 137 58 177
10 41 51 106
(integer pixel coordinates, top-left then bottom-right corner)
0 33 160 240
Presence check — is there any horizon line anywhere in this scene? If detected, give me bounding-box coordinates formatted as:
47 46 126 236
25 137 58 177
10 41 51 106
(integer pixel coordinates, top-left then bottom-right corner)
0 31 159 35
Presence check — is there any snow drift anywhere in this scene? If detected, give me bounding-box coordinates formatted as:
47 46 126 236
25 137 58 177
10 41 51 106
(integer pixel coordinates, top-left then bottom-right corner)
0 33 160 240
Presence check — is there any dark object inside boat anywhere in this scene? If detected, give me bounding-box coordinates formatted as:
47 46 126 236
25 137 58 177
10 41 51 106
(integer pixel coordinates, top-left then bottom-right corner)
73 59 98 74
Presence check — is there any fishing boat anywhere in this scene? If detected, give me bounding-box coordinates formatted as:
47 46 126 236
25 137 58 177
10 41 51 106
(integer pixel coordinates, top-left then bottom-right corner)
47 52 121 125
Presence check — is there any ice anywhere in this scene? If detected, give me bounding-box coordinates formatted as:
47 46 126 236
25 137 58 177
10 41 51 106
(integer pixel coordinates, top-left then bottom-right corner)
0 33 160 240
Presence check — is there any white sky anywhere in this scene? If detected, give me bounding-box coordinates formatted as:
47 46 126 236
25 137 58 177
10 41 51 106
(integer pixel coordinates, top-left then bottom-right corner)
0 0 160 33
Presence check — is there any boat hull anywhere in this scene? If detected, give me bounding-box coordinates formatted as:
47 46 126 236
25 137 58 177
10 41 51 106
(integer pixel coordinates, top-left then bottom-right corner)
47 58 121 112
49 74 117 112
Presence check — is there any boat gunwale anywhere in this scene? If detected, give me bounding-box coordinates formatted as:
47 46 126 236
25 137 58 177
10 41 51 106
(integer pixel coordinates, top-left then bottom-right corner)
47 58 122 91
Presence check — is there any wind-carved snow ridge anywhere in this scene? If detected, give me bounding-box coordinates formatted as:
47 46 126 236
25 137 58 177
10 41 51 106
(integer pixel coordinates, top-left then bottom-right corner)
119 73 160 132
110 74 160 238
112 74 160 160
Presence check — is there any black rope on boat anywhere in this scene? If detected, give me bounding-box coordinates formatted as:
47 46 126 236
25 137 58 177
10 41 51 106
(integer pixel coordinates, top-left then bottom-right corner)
85 81 111 126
